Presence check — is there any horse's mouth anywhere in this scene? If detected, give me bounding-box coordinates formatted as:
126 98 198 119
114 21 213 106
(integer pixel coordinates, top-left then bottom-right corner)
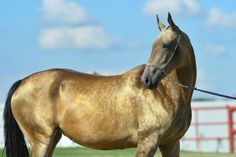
141 74 161 89
141 66 164 89
142 77 159 89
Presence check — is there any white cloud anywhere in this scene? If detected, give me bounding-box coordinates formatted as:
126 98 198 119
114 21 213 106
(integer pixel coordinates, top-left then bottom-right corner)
205 43 226 57
41 0 88 24
142 0 200 17
205 8 236 28
39 0 127 50
38 26 120 50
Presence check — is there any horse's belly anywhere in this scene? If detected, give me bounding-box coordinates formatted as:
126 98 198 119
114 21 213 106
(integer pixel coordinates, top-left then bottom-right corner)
71 135 137 150
59 104 138 150
61 122 138 150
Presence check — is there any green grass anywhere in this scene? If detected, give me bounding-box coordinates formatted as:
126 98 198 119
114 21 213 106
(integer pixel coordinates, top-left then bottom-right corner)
1 147 234 157
52 147 235 157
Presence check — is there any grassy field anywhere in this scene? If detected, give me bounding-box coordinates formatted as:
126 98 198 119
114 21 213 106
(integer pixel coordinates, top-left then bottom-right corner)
52 147 234 157
1 147 234 157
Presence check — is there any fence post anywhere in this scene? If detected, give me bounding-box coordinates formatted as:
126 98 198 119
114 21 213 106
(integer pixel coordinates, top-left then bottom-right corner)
227 106 234 153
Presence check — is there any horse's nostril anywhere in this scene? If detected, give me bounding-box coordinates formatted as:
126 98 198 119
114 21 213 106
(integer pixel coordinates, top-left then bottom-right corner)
145 77 150 84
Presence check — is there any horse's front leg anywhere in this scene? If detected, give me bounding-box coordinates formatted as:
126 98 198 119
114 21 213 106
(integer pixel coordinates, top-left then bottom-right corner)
135 131 159 157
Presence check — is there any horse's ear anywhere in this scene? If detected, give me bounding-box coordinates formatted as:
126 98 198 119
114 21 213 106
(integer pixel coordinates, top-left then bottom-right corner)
167 12 177 29
156 14 165 31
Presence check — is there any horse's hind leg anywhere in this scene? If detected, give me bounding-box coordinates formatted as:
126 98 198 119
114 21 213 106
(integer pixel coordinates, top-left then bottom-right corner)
159 141 180 157
46 129 62 156
30 129 62 157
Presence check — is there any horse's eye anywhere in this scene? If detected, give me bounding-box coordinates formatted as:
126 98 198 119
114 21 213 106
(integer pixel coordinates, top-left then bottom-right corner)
163 43 170 49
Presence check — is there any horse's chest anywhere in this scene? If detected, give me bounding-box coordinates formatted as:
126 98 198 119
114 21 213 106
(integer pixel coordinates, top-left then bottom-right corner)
137 102 174 136
160 106 192 144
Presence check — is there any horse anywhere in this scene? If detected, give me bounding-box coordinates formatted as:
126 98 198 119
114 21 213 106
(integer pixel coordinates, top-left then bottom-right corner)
4 13 196 157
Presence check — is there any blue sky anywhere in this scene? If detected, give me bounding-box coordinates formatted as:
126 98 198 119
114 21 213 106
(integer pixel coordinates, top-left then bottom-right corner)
1 0 236 102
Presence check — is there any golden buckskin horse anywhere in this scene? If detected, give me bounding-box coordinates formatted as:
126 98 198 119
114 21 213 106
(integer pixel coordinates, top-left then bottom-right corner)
4 13 196 157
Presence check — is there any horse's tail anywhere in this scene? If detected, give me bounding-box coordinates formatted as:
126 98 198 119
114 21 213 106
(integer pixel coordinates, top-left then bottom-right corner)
3 80 29 157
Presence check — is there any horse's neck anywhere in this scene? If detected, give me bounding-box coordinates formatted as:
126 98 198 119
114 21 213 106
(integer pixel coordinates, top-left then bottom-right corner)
180 41 197 92
165 45 196 105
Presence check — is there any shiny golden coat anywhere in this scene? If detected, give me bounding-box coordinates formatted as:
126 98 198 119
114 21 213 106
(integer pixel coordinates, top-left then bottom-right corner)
6 14 196 157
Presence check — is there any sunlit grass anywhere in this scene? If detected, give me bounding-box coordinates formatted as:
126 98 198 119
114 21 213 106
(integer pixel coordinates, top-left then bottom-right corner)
52 147 234 157
1 147 233 157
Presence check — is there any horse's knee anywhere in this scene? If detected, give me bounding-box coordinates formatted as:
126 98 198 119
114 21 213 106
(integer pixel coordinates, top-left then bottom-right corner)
159 141 180 157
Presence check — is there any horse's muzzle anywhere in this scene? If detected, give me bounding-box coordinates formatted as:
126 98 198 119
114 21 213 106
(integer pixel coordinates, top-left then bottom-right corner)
141 66 163 89
141 76 159 89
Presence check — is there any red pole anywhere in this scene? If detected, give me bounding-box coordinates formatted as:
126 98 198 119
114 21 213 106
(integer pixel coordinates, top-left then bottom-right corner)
227 106 234 153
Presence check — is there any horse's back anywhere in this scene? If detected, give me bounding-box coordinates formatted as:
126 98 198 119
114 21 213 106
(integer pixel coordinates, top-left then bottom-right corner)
10 68 115 126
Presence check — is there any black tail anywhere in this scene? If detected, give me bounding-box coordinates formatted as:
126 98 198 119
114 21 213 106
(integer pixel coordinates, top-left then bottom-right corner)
3 80 29 157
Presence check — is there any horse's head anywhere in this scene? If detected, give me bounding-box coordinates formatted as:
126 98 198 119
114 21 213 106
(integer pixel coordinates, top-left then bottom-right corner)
141 13 184 89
